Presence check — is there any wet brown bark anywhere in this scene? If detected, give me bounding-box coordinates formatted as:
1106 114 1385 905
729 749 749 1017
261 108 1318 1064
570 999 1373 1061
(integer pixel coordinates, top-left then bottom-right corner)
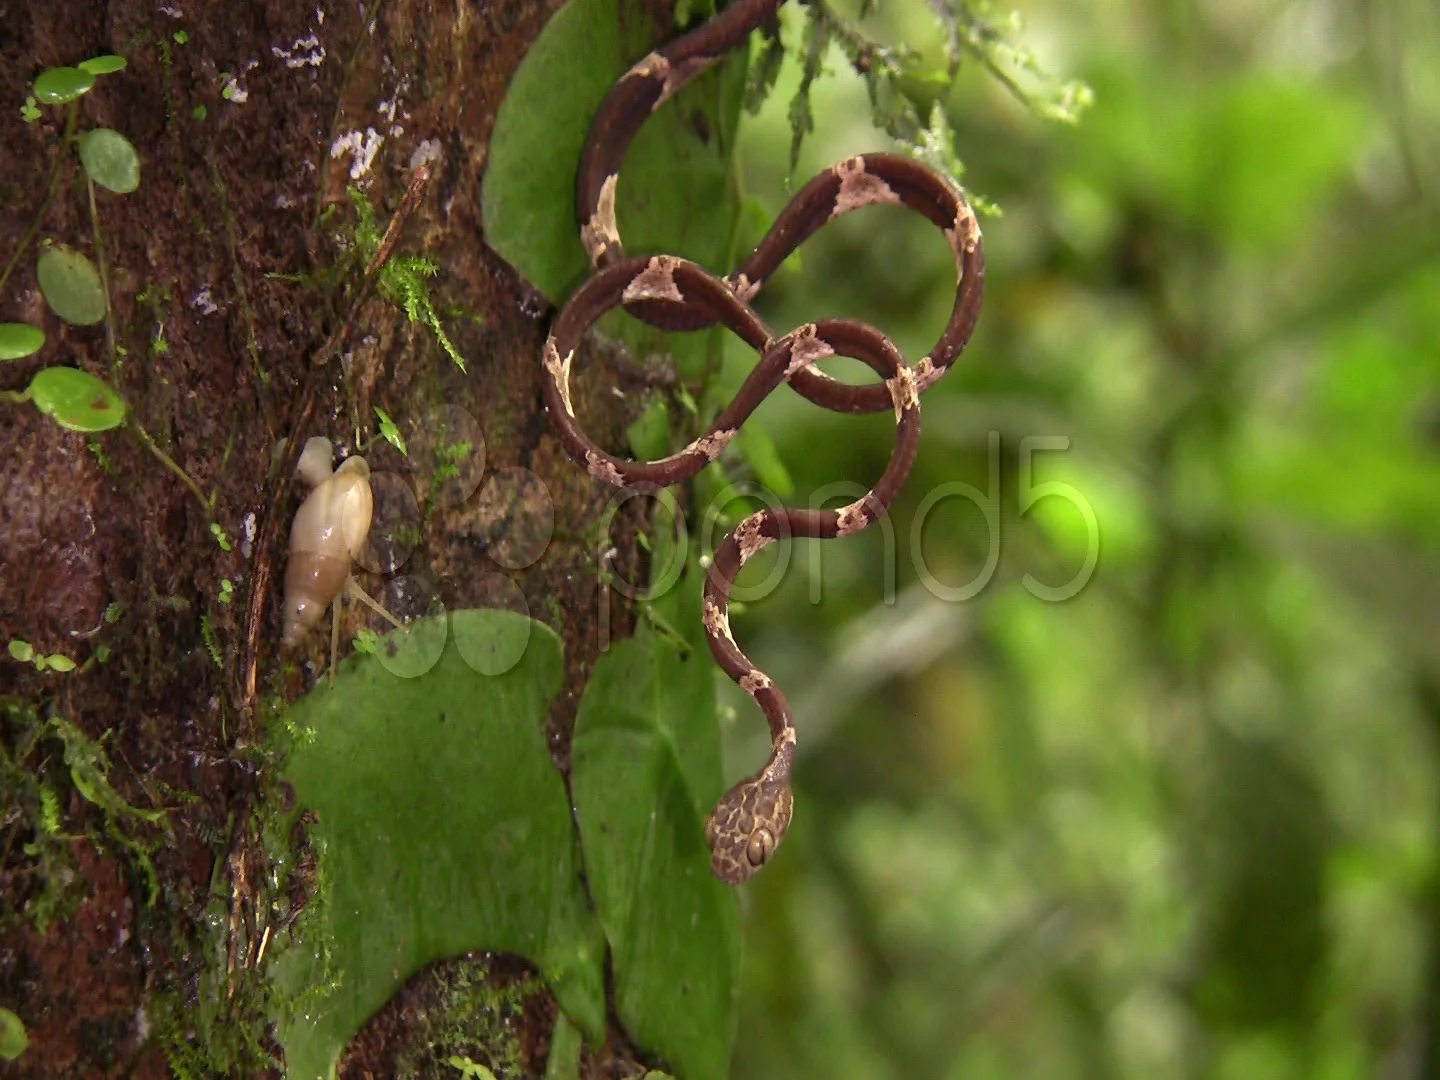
0 1 649 1075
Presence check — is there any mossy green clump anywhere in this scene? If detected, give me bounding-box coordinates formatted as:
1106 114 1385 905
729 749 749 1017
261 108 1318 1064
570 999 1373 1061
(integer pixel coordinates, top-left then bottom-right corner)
392 962 538 1080
349 188 467 371
0 701 163 933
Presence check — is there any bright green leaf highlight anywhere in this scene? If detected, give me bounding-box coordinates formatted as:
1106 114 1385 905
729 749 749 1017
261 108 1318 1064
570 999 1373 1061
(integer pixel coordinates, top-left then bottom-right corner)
172 30 188 44
374 405 407 456
542 1012 583 1080
78 54 127 75
33 66 95 105
445 1057 498 1080
571 569 741 1080
28 367 126 432
273 611 605 1080
8 640 34 663
44 655 76 673
36 246 106 326
0 322 44 361
0 1006 26 1061
79 128 141 194
731 424 793 498
53 716 165 824
626 397 671 461
20 97 40 123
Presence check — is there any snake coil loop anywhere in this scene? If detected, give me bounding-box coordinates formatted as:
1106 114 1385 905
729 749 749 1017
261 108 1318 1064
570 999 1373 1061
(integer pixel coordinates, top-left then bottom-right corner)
543 0 985 883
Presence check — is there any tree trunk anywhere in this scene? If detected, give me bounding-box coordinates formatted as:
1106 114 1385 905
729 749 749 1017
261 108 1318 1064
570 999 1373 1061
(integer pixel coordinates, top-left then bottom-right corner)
0 1 651 1074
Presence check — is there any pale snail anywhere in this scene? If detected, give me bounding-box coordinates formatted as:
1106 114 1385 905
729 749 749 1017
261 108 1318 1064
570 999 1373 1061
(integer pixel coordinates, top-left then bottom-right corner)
283 436 406 683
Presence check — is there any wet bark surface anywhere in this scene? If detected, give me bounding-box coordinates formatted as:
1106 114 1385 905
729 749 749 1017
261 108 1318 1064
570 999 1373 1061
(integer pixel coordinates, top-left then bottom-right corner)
0 1 652 1075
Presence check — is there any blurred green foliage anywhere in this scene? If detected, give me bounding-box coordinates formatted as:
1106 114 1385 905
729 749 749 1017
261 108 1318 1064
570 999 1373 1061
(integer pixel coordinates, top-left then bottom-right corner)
710 1 1440 1077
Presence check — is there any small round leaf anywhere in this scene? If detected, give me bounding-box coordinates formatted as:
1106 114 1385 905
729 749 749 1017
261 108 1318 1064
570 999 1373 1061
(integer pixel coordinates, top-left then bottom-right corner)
0 323 45 361
7 640 34 663
78 55 127 76
37 247 106 326
28 367 127 432
79 129 140 194
33 66 96 105
0 1005 27 1061
45 655 77 673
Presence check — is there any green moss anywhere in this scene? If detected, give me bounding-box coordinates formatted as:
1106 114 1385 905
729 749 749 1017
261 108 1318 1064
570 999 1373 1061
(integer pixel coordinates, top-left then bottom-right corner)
152 749 317 1078
0 703 84 932
0 701 166 929
348 188 467 370
393 960 541 1080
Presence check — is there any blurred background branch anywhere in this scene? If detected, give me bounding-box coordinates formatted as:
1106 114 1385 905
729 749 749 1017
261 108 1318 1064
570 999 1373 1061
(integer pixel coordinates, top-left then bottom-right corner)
713 0 1440 1076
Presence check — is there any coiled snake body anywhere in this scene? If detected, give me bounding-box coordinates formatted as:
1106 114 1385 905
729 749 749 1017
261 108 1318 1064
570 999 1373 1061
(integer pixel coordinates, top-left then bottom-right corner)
542 0 985 883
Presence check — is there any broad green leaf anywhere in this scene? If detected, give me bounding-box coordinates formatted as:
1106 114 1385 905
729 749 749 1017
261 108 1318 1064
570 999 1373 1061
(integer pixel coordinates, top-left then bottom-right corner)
570 568 741 1080
273 611 605 1080
78 54 127 75
0 322 44 361
28 367 126 432
8 641 34 663
542 1012 583 1080
32 66 95 105
730 424 793 498
0 1006 26 1061
36 246 106 326
483 0 746 303
626 397 671 461
373 405 407 456
481 0 627 300
79 128 141 194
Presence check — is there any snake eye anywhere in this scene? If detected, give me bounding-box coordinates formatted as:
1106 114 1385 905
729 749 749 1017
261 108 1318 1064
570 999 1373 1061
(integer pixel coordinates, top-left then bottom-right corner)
746 827 775 867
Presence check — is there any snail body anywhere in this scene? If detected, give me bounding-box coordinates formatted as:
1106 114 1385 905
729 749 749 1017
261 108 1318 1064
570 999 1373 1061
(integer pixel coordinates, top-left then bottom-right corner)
280 437 406 684
282 445 375 646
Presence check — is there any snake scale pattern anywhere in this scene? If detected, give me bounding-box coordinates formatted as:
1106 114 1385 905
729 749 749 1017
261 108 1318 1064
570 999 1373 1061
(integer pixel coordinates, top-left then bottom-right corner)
541 0 986 883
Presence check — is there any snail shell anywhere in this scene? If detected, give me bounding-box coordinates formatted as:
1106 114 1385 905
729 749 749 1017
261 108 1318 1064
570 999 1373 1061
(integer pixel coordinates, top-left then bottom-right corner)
281 449 374 646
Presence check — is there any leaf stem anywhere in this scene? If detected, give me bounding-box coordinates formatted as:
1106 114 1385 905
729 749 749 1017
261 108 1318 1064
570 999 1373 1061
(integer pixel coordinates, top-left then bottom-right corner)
85 173 119 367
129 418 212 515
0 101 79 295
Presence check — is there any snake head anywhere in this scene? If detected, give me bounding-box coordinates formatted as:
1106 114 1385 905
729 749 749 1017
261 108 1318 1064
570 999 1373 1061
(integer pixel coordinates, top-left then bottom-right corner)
703 775 794 884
